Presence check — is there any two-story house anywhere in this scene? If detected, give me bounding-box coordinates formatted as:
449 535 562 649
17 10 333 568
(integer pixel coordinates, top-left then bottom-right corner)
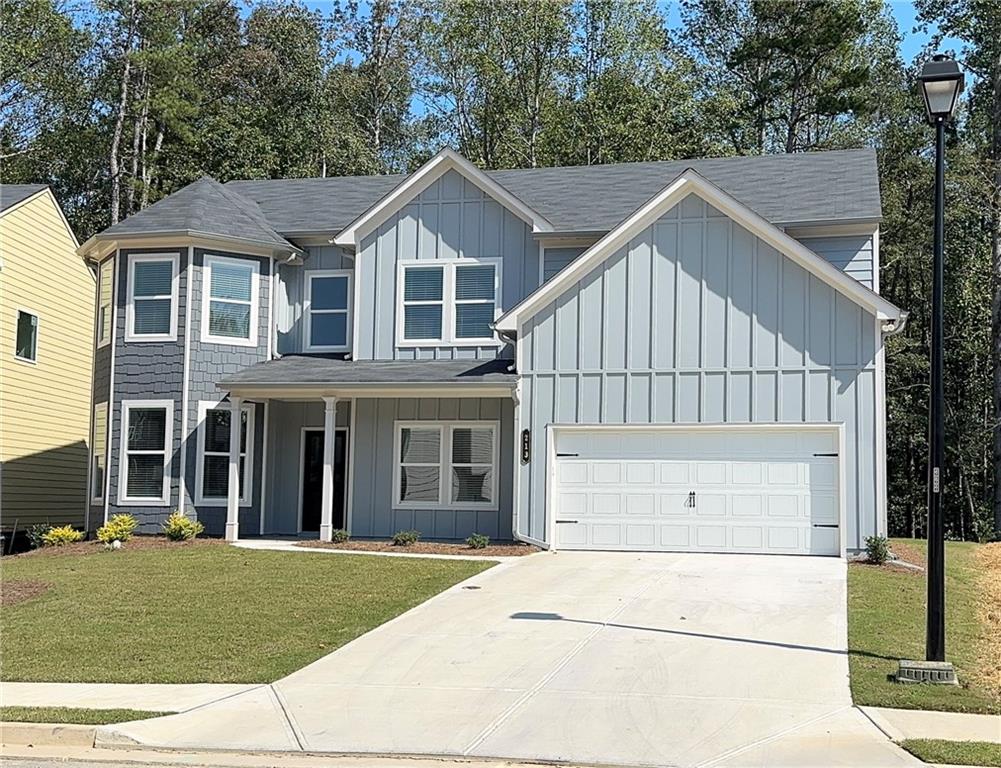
78 148 904 556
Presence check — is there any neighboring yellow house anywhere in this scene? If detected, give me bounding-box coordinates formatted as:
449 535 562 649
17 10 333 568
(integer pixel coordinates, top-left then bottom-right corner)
0 185 94 540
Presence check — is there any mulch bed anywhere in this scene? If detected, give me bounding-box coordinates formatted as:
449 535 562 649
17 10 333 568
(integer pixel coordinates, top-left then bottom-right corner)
2 580 51 607
975 543 1001 700
891 540 926 568
11 537 220 559
298 539 540 557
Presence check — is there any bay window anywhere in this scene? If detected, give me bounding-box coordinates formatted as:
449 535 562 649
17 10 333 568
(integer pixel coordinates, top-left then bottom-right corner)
195 401 255 506
119 400 173 505
127 254 178 341
202 254 259 346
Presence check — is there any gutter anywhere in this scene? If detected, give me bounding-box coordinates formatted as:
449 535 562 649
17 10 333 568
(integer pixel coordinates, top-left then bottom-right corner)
881 311 909 337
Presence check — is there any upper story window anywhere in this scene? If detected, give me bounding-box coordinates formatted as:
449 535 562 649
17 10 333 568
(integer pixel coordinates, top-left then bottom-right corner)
119 399 173 505
14 309 38 363
305 270 352 352
202 255 259 347
126 253 179 342
97 258 113 347
397 259 500 347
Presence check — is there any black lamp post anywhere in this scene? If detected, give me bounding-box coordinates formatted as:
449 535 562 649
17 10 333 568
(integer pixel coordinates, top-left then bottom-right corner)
917 54 964 664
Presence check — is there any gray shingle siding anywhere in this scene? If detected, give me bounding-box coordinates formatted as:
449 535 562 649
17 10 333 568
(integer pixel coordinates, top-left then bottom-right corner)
106 248 186 531
182 248 271 536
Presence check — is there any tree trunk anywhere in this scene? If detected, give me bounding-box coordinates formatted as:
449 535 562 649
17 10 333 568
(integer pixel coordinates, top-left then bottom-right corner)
109 0 138 225
992 44 1001 533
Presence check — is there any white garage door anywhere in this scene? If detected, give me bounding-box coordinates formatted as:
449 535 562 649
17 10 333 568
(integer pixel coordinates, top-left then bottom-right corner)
552 427 841 556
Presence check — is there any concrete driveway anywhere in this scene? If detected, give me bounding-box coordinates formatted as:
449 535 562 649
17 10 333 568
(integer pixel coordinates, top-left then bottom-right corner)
102 551 916 767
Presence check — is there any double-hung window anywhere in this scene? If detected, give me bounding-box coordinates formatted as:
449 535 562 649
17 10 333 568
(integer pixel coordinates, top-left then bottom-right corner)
119 400 173 505
395 422 498 510
97 258 113 347
14 310 38 362
195 401 254 506
127 254 178 341
305 270 352 351
202 255 259 346
398 260 500 346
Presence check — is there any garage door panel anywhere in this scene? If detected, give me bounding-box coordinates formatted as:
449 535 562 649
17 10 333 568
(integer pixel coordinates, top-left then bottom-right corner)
552 428 841 556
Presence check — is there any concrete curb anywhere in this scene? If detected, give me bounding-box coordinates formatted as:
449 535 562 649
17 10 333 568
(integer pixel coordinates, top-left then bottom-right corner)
1 721 96 747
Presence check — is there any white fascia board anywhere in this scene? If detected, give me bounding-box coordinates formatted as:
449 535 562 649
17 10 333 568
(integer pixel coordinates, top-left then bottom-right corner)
495 169 902 331
332 148 553 247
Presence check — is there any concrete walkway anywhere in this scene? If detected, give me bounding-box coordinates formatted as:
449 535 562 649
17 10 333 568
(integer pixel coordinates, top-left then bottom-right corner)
0 683 257 713
95 552 919 767
862 705 1001 744
231 538 526 561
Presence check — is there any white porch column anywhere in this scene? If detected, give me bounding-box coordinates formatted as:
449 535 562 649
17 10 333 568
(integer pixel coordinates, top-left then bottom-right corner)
319 396 337 542
224 395 243 542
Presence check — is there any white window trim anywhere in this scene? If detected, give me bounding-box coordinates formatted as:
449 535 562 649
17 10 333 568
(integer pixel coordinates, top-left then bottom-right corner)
393 421 499 511
118 399 174 506
200 254 260 347
304 269 353 352
91 402 108 503
13 307 39 364
194 400 256 507
125 252 180 342
97 259 113 348
395 258 502 348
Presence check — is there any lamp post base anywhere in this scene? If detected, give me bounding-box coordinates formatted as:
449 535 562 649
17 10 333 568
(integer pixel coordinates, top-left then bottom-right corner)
895 659 958 685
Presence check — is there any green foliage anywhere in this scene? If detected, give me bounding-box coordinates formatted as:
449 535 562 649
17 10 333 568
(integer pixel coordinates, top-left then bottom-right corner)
97 514 138 545
41 526 83 547
864 535 890 565
392 529 420 546
0 706 167 725
25 524 53 550
900 739 1001 767
330 528 350 543
466 533 490 549
162 511 204 542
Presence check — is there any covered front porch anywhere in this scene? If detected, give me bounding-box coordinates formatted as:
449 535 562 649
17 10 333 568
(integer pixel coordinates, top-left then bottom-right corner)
217 356 518 543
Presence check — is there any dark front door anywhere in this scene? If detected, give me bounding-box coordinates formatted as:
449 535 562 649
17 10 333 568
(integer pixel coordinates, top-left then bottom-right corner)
300 430 347 532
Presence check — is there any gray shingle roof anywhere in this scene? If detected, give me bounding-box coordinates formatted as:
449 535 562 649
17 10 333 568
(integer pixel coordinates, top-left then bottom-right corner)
224 148 880 235
220 356 516 388
0 184 47 213
97 176 296 251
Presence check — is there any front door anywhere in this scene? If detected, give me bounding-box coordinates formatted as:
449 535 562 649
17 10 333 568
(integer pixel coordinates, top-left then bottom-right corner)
300 430 347 532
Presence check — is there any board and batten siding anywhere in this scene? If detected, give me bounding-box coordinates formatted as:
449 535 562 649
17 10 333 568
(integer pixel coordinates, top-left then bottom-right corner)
0 191 94 531
350 397 514 540
516 193 882 550
276 245 354 355
354 169 536 361
263 399 351 535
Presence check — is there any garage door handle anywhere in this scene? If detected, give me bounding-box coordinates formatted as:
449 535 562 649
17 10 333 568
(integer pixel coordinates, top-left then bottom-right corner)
556 452 578 457
812 524 839 528
556 520 578 524
813 453 838 457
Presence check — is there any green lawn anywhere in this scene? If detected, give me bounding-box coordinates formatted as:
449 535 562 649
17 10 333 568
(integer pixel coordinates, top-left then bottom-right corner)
900 739 1001 767
1 541 493 683
848 538 999 714
0 706 167 725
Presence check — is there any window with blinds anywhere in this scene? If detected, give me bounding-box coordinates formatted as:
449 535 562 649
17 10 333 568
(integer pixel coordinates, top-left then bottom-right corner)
98 258 114 347
119 400 173 504
127 254 178 341
196 402 254 506
394 422 498 509
202 255 259 346
398 260 499 346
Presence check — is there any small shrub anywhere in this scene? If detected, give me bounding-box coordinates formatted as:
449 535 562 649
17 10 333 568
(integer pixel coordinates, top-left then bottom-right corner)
330 528 350 543
162 510 204 541
26 524 52 550
466 533 490 549
97 514 138 545
865 535 890 565
41 525 84 547
392 529 420 546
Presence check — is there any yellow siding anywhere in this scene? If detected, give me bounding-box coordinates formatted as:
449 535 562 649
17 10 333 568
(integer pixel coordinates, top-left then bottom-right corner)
0 191 94 530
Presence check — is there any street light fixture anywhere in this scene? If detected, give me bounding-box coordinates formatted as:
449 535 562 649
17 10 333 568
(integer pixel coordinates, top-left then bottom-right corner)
909 54 963 675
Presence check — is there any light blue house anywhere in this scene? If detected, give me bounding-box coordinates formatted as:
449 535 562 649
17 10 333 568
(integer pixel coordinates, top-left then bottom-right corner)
79 148 904 556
